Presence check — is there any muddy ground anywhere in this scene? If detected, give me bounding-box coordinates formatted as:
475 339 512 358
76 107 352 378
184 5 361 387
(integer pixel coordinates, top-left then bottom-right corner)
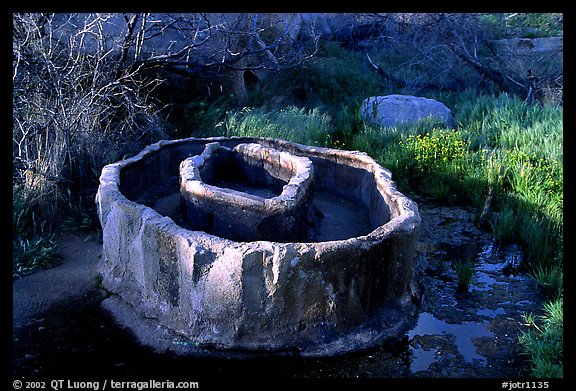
12 197 548 383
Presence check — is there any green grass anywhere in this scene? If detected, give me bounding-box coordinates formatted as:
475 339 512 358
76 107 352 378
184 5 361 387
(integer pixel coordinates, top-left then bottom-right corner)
219 93 562 270
400 129 467 175
61 189 102 235
456 95 562 272
453 260 474 293
479 13 563 39
492 203 518 243
219 93 563 274
269 41 385 111
519 297 563 378
528 264 563 299
13 185 61 278
218 106 334 147
13 235 61 278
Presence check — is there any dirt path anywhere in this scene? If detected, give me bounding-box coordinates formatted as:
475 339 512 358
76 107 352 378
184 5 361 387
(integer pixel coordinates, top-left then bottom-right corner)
12 199 544 379
12 232 103 330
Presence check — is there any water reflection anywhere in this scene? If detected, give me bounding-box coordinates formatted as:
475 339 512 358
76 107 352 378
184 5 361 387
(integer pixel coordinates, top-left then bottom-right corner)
408 312 493 372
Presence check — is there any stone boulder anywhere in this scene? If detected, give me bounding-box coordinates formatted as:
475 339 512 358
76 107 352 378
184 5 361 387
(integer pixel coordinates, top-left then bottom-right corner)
360 95 455 130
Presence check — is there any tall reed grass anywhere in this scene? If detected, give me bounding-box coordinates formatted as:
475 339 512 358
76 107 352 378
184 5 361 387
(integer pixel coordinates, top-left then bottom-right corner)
519 297 563 378
219 106 334 146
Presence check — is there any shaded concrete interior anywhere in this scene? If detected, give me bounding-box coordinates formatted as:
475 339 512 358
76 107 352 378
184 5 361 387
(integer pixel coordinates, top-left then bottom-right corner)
199 144 287 197
129 138 381 243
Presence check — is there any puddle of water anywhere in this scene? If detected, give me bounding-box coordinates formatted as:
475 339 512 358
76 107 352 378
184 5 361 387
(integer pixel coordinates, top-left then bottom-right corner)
408 312 493 371
438 241 526 285
470 271 503 292
469 243 508 292
477 243 524 278
476 243 501 271
477 243 495 259
409 238 532 373
409 344 439 372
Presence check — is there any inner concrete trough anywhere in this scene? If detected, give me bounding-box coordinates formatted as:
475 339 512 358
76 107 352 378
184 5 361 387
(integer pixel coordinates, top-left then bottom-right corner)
179 142 314 242
95 136 422 357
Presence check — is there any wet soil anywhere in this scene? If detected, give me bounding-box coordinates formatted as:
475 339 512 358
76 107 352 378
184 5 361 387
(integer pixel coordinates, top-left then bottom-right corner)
12 197 545 381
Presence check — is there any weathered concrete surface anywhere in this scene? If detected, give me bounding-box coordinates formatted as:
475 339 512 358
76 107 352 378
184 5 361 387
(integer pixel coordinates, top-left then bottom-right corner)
360 95 455 130
179 142 314 242
95 137 421 356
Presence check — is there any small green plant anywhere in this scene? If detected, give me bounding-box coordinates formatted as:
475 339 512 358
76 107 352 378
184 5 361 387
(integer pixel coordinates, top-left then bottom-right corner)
13 235 61 277
94 274 104 288
503 148 563 199
13 185 61 277
423 178 452 202
170 95 235 138
518 212 561 268
492 204 518 243
61 190 101 234
528 264 563 299
274 41 385 111
483 149 508 192
453 259 474 292
518 297 563 378
479 13 563 39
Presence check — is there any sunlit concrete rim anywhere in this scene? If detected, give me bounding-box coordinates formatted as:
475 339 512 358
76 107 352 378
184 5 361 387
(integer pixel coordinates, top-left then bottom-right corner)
98 136 420 245
96 136 421 357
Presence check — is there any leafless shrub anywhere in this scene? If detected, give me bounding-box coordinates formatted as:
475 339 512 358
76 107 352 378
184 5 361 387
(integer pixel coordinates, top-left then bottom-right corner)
332 13 562 101
13 13 167 220
125 13 320 102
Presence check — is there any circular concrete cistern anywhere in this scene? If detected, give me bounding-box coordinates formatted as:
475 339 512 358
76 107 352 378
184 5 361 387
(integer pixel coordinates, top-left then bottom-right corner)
95 137 421 357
